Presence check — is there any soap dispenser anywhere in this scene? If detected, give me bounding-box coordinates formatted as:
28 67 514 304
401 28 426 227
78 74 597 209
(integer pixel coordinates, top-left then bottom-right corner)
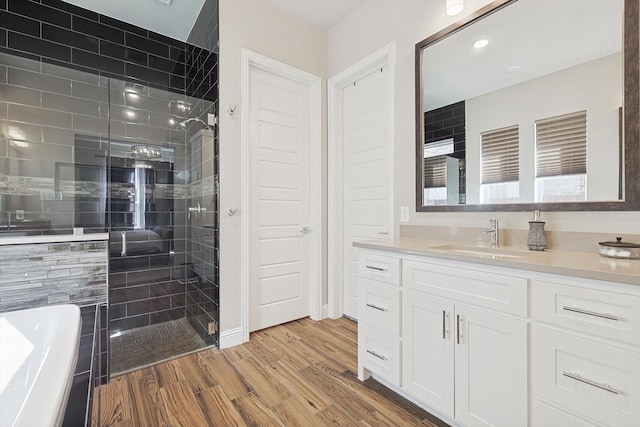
527 210 547 251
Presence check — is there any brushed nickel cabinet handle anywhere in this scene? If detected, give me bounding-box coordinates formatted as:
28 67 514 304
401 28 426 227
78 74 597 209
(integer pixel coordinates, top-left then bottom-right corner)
442 310 446 339
366 349 387 361
366 303 387 312
366 265 386 272
562 306 620 321
563 372 620 395
457 314 461 344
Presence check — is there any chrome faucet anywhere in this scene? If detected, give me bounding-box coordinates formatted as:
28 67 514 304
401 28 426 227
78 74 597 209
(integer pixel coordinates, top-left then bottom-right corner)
482 219 500 247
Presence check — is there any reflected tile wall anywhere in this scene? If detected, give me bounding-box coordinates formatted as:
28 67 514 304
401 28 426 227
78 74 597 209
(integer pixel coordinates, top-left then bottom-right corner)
424 100 466 204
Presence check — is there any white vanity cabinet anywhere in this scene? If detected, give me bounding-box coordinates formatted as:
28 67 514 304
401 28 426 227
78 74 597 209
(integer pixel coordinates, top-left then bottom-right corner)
402 259 527 427
356 244 640 427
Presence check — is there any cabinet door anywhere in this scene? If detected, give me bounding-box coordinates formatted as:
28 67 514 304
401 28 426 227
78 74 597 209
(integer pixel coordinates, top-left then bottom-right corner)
402 291 455 418
455 304 527 427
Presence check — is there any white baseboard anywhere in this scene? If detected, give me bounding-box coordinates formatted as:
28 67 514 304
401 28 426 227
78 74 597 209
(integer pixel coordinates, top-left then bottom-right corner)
322 304 329 319
219 327 244 349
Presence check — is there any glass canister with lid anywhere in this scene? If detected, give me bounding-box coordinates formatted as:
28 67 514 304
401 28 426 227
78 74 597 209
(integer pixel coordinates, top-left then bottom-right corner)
598 237 640 259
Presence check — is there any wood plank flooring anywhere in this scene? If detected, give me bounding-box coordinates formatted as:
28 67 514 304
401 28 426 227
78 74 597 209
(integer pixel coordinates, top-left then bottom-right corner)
93 317 449 427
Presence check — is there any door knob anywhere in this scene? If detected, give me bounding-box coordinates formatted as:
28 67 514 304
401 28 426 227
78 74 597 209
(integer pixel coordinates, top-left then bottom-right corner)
300 227 311 235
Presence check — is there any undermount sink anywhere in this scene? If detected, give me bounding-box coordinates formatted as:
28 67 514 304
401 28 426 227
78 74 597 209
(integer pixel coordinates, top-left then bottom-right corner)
432 244 530 259
0 304 81 427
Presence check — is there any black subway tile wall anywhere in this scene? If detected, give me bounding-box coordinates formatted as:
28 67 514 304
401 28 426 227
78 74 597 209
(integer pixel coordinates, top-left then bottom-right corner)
0 0 220 375
0 0 187 94
424 101 466 204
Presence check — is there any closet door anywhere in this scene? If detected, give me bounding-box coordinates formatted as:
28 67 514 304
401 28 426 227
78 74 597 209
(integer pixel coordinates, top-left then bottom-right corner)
342 65 393 318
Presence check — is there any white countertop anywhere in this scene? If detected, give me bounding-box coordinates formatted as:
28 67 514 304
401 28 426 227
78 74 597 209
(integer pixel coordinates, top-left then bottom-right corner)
354 237 640 286
0 233 109 246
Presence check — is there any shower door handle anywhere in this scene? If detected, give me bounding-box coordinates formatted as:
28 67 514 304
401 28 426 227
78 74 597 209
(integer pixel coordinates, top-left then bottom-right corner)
188 203 206 219
120 231 127 257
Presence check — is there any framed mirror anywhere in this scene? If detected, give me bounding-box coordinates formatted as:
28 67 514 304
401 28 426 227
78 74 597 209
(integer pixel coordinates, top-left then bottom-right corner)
415 0 639 211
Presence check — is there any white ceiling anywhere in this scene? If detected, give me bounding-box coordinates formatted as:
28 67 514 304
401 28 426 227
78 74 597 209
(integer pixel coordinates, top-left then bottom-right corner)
64 0 361 41
423 0 623 110
63 0 206 41
264 0 364 29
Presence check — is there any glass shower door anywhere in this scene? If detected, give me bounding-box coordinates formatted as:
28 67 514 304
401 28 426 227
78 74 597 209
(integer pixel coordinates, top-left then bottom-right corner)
106 77 209 376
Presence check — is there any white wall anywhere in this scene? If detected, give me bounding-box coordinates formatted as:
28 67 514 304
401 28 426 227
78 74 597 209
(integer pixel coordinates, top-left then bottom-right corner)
328 0 640 236
219 0 327 334
466 53 622 203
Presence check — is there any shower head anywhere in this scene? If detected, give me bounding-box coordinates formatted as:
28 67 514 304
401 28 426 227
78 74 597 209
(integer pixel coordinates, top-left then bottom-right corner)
179 116 214 131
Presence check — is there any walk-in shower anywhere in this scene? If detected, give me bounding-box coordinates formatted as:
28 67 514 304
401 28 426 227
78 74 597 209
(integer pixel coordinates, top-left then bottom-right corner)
0 0 220 381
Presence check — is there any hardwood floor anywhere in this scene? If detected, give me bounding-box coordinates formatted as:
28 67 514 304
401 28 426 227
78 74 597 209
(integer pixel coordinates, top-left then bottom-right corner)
93 317 448 427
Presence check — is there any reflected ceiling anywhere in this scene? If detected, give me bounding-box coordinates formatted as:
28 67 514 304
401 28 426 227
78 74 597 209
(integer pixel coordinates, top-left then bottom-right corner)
423 0 622 110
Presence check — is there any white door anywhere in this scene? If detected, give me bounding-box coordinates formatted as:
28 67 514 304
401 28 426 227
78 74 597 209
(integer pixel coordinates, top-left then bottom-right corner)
248 66 311 332
402 291 455 418
455 304 528 427
342 66 392 318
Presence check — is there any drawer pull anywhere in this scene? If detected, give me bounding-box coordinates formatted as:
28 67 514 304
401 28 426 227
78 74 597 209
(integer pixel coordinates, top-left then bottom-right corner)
562 306 620 321
366 349 387 361
562 372 620 395
366 303 387 312
366 265 386 272
457 315 463 344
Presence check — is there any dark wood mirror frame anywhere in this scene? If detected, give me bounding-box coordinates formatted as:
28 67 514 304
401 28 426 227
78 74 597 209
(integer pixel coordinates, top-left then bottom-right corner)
415 0 639 212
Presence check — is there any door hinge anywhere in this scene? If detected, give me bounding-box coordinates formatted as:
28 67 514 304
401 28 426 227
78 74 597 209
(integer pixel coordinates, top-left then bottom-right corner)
208 322 217 335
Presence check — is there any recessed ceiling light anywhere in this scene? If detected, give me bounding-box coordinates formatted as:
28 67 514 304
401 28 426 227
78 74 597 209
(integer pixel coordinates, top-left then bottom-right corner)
446 0 464 16
155 0 173 4
473 38 490 49
505 65 521 73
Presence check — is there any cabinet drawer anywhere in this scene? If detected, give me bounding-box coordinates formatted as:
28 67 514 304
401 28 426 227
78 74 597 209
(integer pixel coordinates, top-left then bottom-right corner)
359 252 401 286
359 278 400 336
532 281 640 345
358 324 400 386
403 260 528 316
535 327 640 427
533 399 598 427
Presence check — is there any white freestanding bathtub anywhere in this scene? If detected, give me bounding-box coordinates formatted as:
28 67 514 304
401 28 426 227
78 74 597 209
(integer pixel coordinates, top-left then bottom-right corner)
0 305 81 427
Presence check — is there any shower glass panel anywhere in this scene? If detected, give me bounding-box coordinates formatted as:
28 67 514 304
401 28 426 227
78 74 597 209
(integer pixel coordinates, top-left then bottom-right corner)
106 77 216 376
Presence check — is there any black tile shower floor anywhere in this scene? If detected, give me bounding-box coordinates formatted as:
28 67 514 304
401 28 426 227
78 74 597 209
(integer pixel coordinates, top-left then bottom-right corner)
110 317 206 375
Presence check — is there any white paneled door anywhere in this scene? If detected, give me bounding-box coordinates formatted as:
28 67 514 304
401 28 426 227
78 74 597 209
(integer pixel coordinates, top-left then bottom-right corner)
342 66 393 318
248 66 312 332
